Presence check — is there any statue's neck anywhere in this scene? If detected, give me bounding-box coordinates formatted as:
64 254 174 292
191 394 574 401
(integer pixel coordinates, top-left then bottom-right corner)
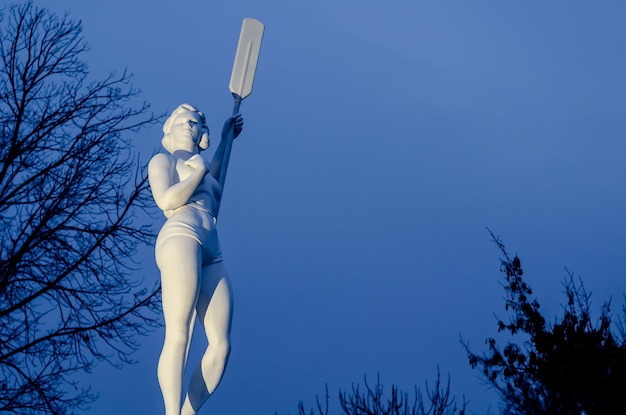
172 149 198 159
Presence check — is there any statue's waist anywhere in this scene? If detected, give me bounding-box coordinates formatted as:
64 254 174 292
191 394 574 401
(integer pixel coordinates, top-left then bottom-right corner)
164 199 216 220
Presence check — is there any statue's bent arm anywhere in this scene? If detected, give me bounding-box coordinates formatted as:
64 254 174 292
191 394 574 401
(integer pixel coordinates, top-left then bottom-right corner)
148 153 206 212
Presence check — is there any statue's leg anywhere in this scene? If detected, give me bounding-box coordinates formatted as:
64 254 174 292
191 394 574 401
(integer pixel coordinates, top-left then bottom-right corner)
156 236 202 415
182 262 233 415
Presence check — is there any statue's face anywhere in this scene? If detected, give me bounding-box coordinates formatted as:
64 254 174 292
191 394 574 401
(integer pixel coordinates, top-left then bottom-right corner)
170 110 205 151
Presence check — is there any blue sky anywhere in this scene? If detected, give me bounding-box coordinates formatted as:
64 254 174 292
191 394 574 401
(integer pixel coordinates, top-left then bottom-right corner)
36 1 626 413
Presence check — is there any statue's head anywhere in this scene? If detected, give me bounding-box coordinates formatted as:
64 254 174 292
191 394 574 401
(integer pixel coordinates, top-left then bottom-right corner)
161 104 210 153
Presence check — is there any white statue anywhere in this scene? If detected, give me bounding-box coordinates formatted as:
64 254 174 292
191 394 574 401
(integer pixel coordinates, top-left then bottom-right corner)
148 104 243 415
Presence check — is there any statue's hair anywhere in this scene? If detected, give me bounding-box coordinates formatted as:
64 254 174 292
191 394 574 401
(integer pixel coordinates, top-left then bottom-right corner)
161 103 210 153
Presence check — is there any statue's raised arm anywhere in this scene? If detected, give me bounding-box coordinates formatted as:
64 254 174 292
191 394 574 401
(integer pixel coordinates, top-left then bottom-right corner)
208 113 243 184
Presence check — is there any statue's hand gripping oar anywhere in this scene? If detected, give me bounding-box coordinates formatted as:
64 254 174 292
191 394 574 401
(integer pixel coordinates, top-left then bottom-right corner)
214 18 264 219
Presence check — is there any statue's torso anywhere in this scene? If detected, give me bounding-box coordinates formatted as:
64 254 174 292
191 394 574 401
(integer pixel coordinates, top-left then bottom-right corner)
156 154 223 262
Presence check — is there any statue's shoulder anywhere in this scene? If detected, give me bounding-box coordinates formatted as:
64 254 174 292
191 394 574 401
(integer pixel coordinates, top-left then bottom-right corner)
148 152 175 175
149 152 174 167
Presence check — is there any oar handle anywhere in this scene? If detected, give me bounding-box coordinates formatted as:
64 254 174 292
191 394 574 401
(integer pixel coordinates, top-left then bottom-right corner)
214 93 242 219
231 94 242 116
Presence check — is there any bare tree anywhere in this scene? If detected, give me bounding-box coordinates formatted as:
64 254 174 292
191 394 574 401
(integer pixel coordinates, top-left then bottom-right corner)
0 2 161 413
293 370 467 415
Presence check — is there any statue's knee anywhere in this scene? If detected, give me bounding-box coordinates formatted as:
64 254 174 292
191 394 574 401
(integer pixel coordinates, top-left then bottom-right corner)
165 327 190 349
211 339 230 360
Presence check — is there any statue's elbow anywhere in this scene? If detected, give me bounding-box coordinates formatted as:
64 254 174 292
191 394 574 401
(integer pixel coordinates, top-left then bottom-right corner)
154 196 178 212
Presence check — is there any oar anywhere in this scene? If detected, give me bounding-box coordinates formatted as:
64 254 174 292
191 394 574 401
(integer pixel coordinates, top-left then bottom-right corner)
214 17 264 219
184 19 264 366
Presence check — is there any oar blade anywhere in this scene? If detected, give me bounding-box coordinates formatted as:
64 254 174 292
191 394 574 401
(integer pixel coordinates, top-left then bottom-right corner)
229 18 264 100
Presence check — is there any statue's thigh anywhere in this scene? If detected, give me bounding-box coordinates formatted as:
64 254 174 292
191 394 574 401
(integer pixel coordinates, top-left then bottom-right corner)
197 262 233 339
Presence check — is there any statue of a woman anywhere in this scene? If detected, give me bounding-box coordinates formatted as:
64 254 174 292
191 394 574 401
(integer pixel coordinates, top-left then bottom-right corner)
148 103 243 415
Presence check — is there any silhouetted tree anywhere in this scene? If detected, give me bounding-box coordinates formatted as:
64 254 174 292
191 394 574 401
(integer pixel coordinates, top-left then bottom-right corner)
465 231 626 414
293 370 467 415
0 2 161 413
